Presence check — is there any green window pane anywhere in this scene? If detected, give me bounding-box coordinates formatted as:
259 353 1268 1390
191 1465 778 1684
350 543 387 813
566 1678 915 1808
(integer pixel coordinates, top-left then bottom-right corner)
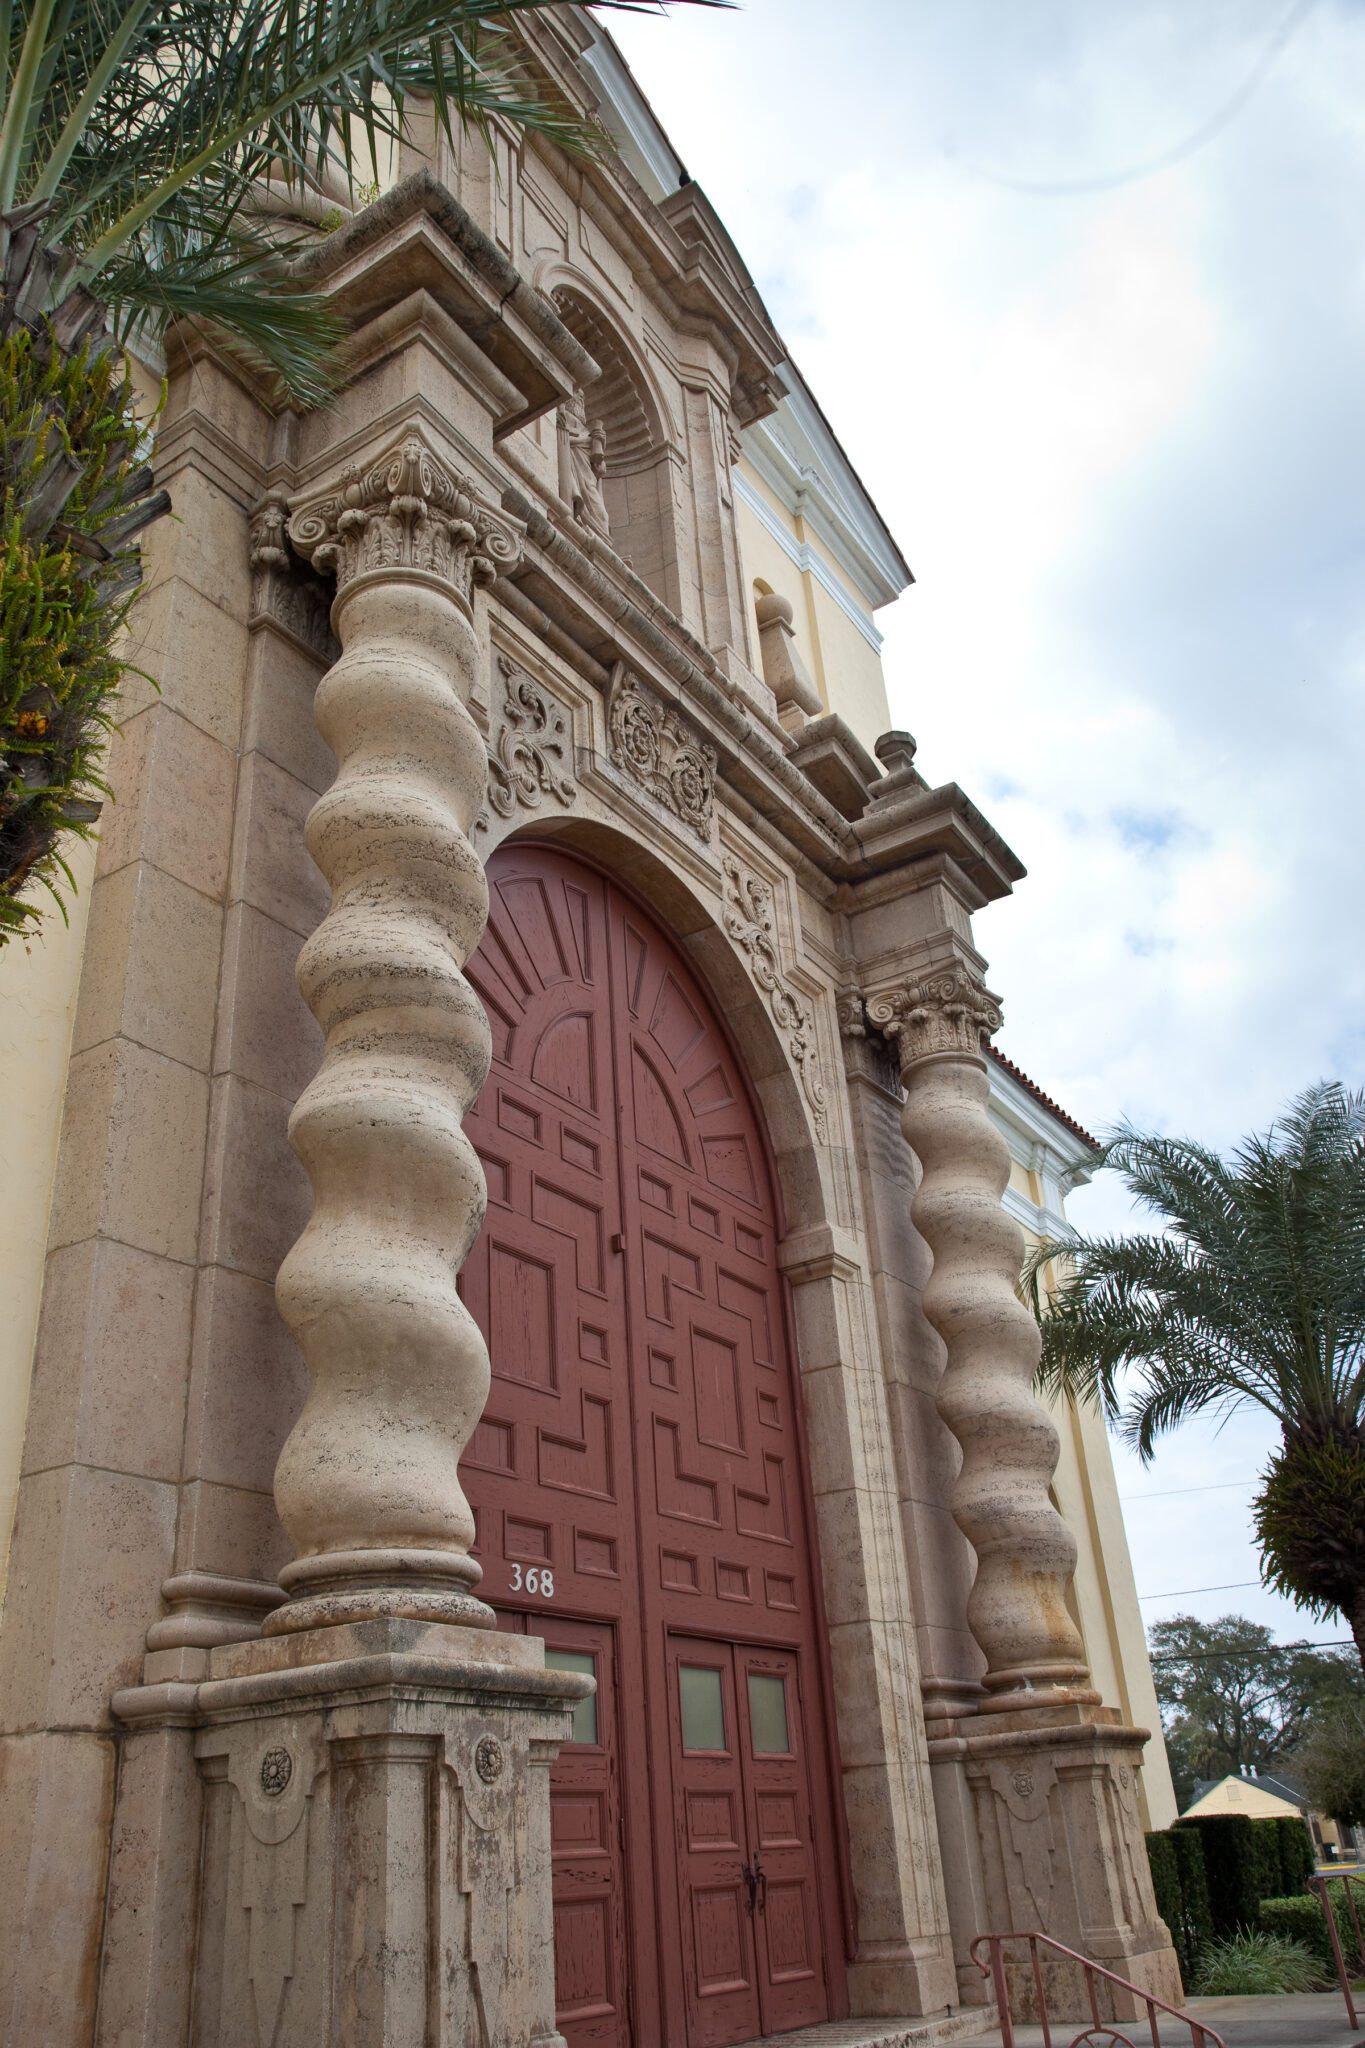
747 1672 790 1755
679 1664 726 1751
544 1649 597 1744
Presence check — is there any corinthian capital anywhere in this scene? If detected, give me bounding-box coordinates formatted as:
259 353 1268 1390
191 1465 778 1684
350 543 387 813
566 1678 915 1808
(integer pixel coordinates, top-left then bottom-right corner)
866 969 1003 1071
288 431 521 607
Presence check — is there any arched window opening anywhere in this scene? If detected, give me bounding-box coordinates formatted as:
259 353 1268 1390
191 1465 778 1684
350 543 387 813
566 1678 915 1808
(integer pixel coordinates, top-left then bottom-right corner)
551 287 679 607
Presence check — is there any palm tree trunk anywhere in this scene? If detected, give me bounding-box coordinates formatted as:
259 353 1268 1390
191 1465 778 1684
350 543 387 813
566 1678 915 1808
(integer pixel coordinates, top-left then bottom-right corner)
1352 1585 1365 1677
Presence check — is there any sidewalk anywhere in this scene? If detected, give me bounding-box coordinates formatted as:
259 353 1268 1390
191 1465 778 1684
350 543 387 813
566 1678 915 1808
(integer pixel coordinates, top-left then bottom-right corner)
949 1990 1365 2046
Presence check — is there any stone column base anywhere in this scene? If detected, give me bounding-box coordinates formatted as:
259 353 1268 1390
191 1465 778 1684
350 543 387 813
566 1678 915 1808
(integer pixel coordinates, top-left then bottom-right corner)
933 1703 1182 2022
109 1619 590 2048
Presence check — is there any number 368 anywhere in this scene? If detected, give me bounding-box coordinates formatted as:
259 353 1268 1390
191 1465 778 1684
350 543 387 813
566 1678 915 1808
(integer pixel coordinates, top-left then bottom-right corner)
509 1563 555 1598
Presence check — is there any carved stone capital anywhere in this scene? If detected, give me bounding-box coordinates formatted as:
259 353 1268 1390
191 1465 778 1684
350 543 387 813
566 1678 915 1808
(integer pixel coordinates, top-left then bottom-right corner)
249 490 336 660
867 969 1002 1072
288 431 521 609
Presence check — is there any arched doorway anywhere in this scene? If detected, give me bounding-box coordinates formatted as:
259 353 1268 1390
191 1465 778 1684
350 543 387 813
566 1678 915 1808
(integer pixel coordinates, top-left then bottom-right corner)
461 841 844 2048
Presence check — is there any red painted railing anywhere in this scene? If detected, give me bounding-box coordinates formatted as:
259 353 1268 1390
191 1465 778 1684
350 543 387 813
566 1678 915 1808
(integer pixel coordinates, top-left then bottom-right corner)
969 1932 1227 2048
1309 1871 1365 2029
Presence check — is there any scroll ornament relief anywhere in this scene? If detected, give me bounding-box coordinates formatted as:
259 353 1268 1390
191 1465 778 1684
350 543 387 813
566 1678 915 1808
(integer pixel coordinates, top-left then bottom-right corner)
866 968 1003 1072
248 490 335 660
288 434 521 603
482 654 577 825
607 663 716 841
722 853 828 1142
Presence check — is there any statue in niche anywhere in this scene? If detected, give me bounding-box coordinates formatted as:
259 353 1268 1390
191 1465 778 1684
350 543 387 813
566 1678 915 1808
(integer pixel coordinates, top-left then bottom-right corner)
557 389 611 540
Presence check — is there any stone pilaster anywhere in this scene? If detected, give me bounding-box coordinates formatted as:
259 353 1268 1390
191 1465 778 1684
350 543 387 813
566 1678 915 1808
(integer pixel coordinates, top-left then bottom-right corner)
270 430 521 1634
866 964 1181 2014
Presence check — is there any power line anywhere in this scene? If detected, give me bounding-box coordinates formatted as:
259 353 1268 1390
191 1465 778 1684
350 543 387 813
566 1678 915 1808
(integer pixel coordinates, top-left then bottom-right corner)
956 0 1321 198
1149 1640 1354 1664
1139 1580 1260 1600
1121 1479 1255 1502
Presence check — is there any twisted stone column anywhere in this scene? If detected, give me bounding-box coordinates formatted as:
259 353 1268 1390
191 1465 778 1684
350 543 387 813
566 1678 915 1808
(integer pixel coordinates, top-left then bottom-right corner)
268 431 520 1635
867 970 1091 1699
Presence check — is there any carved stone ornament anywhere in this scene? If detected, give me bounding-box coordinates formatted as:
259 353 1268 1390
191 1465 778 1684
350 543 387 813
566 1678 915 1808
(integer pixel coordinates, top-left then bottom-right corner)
606 662 716 842
481 654 577 826
288 432 521 607
835 989 867 1040
722 853 827 1142
866 969 1003 1072
474 1735 504 1783
259 1746 293 1798
248 490 336 660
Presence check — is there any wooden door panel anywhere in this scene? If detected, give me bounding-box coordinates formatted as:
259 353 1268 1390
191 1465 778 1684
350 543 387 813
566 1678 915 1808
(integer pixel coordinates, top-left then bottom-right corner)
667 1636 761 2048
463 844 843 2048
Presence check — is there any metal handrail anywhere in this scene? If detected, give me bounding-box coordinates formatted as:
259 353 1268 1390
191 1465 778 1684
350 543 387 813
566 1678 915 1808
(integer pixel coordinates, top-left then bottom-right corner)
1308 1870 1365 2030
969 1931 1227 2048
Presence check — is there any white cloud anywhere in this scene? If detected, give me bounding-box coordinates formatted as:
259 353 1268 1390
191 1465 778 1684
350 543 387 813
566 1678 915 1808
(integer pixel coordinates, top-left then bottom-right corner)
613 0 1365 1646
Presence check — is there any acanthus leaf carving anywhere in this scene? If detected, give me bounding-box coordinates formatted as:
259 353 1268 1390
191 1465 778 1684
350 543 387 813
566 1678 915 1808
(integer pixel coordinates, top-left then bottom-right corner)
866 968 1003 1071
248 489 337 661
479 654 577 831
287 432 521 607
722 852 828 1142
606 662 716 842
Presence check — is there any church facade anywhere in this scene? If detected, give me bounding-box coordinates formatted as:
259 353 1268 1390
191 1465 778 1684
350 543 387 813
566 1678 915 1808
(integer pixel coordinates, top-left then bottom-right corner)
0 15 1179 2045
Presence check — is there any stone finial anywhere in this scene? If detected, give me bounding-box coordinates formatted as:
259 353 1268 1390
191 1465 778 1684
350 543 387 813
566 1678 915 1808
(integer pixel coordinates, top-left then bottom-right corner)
867 969 1003 1071
754 590 823 723
288 432 521 608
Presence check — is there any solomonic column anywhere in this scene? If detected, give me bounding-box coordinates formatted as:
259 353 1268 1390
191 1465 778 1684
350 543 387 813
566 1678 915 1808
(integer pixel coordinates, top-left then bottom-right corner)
867 968 1091 1698
265 432 518 1635
104 429 589 2048
867 966 1182 2015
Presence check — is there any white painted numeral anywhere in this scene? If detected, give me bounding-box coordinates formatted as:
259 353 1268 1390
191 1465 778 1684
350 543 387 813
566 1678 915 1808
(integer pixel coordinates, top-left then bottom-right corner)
507 1563 555 1599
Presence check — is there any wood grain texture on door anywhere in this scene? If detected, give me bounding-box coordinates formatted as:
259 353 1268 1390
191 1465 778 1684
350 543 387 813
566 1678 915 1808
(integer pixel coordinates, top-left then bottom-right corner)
463 843 842 2048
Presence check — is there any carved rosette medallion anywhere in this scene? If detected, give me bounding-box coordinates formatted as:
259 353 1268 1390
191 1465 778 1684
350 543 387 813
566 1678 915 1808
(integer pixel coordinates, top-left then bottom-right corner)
606 663 716 842
259 1746 293 1797
866 969 1003 1073
288 433 521 611
721 853 827 1142
474 1735 505 1783
481 654 577 828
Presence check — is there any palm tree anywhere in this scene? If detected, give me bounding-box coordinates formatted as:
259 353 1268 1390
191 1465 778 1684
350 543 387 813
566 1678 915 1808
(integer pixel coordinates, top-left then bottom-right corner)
0 0 716 938
1030 1082 1365 1669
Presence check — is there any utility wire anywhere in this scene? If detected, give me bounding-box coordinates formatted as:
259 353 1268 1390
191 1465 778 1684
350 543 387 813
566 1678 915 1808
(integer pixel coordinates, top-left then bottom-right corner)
956 0 1320 197
1139 1580 1260 1600
1149 1639 1354 1663
1121 1479 1255 1502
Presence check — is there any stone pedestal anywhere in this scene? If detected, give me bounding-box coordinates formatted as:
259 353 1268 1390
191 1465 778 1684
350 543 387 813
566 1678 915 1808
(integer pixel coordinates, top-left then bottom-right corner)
951 1703 1182 2019
113 1622 589 2047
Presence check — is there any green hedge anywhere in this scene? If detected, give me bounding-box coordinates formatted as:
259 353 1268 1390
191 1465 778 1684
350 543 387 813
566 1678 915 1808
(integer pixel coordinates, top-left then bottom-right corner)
1259 1896 1333 1971
1274 1814 1316 1892
1176 1816 1265 1941
1146 1827 1214 1980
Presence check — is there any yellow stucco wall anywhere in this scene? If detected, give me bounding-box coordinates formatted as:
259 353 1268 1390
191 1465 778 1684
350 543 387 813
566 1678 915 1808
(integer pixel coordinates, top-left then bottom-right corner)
734 464 892 754
0 836 97 1592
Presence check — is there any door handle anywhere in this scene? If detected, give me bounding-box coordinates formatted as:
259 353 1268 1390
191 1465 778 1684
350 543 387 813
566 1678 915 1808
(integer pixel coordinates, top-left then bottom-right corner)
741 1858 758 1915
754 1854 767 1914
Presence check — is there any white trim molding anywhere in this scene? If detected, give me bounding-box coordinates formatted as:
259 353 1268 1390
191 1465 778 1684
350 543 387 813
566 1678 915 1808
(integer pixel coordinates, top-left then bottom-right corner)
734 469 884 653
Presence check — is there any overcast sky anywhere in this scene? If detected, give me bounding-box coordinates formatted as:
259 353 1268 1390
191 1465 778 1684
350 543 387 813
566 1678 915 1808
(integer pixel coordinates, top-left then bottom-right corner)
610 0 1365 1656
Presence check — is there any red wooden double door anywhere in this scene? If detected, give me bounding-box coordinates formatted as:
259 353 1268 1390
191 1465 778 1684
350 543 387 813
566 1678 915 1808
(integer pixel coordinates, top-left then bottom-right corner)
461 843 844 2048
